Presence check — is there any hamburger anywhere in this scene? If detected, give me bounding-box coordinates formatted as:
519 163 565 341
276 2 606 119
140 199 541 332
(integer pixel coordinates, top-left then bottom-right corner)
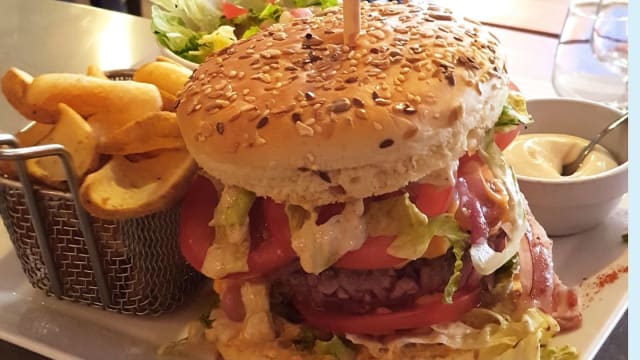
175 2 581 359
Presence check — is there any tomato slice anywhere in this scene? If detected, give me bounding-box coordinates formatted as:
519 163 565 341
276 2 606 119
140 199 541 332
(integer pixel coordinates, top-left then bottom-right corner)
335 184 452 270
495 124 522 150
294 289 480 335
222 2 248 19
230 198 297 279
494 80 524 150
407 182 453 217
335 236 405 269
179 176 296 278
179 176 218 272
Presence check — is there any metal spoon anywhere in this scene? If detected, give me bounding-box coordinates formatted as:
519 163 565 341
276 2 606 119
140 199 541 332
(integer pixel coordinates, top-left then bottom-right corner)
562 112 628 176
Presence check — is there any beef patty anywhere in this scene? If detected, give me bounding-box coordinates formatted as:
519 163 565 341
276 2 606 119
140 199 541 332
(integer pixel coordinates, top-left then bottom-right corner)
271 252 476 314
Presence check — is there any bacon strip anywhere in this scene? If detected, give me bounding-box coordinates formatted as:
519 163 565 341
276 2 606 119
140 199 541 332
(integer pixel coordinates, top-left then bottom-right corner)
455 177 489 245
519 203 582 331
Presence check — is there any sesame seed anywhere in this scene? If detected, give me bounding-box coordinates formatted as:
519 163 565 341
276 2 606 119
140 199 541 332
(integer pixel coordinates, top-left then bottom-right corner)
272 104 296 114
352 98 365 108
373 122 383 130
292 112 302 123
216 122 224 135
374 98 391 106
215 99 230 107
355 108 367 119
316 170 331 183
255 135 267 146
242 88 250 95
256 116 269 128
379 138 394 149
329 98 352 113
445 71 456 86
296 121 314 136
304 91 316 101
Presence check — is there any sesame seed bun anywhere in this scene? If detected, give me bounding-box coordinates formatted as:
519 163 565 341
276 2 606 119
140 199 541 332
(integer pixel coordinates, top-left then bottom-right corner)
176 2 509 206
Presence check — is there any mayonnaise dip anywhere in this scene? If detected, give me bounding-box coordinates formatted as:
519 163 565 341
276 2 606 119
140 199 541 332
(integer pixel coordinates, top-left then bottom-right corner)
504 134 618 179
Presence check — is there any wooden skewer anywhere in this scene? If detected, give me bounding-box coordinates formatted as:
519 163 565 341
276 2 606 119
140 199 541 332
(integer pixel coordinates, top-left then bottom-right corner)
343 0 361 46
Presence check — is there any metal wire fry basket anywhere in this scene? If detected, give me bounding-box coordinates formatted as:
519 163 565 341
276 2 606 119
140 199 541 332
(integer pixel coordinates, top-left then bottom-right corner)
0 70 203 315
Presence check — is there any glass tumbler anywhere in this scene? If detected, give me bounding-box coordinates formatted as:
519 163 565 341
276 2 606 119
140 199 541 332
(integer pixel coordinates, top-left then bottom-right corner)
552 0 628 108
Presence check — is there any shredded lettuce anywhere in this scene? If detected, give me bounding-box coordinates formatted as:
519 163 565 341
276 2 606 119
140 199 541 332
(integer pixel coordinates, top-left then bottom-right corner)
239 282 276 342
286 200 366 274
151 0 327 64
347 308 577 360
365 194 467 261
241 26 261 39
442 235 465 304
472 131 527 275
313 336 356 360
495 92 533 129
201 186 255 279
151 5 200 55
198 25 237 52
286 0 339 9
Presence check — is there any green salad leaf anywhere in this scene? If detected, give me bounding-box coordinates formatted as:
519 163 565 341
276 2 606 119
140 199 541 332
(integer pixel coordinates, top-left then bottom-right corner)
287 0 339 9
313 336 356 360
495 91 533 129
442 235 466 304
365 194 467 261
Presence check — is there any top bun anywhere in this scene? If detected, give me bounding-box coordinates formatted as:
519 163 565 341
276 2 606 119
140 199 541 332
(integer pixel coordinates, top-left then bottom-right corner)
176 2 509 206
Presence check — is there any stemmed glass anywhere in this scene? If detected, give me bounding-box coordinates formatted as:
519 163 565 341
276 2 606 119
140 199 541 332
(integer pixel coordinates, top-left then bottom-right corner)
552 0 628 109
590 0 628 108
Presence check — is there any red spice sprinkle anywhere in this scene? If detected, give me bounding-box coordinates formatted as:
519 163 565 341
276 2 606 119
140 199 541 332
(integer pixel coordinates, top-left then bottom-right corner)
582 265 628 307
596 265 628 289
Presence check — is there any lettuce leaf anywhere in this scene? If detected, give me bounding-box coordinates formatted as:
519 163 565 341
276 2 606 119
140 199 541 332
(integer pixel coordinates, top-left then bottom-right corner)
288 0 339 9
365 194 467 261
151 5 201 54
347 308 578 360
442 235 465 304
201 186 255 279
313 336 356 360
152 0 223 33
495 92 533 129
471 131 527 275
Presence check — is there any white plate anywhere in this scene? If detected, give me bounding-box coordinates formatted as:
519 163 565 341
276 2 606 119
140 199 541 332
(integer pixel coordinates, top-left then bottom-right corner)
0 196 627 359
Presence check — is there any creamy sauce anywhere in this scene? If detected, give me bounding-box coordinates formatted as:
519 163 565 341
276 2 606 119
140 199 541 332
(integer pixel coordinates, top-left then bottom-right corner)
504 134 618 179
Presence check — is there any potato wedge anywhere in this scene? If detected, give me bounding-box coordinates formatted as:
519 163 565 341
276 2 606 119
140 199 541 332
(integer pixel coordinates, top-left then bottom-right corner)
79 149 197 219
1 67 58 123
0 121 55 177
99 111 184 155
26 73 162 118
87 110 147 145
26 103 98 187
133 61 191 96
159 89 178 111
86 64 108 79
